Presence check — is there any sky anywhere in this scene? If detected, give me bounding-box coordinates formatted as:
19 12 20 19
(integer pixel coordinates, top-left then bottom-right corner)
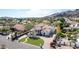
0 9 73 17
0 0 79 9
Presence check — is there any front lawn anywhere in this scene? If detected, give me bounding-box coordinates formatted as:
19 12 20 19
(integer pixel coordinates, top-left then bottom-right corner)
19 38 26 42
19 37 44 46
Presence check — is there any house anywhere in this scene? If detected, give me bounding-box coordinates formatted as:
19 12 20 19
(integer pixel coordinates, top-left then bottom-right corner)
27 21 31 23
41 25 55 36
42 20 50 24
0 24 3 30
70 22 79 29
70 17 79 21
63 27 72 32
21 20 27 24
12 24 25 31
31 23 55 37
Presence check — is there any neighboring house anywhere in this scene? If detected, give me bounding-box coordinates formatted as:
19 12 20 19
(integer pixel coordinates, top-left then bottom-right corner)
21 20 27 24
42 20 50 24
27 21 31 23
0 24 3 30
0 24 10 30
70 22 79 29
12 24 25 31
70 17 79 21
64 17 72 23
12 19 20 23
30 23 55 37
63 27 72 32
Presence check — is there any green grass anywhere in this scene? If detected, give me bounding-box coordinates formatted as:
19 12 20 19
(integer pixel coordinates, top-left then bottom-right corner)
19 38 26 42
19 37 44 46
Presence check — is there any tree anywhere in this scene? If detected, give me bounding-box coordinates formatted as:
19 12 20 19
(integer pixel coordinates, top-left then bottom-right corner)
25 23 34 30
57 17 65 23
57 32 66 38
67 33 77 44
54 21 62 33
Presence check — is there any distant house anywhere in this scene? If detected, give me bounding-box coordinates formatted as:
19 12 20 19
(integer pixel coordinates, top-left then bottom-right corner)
11 24 25 31
42 20 50 24
63 27 72 32
70 17 79 21
0 24 3 29
21 20 27 24
27 21 31 23
70 22 79 29
30 23 55 37
0 24 10 30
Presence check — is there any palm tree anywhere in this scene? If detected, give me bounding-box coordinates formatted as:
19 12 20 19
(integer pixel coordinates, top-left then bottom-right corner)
54 21 62 33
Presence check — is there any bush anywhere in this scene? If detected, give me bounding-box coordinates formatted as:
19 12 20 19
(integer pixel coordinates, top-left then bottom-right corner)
57 32 66 38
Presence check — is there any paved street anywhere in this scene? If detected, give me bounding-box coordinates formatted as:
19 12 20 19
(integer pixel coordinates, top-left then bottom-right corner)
0 35 40 49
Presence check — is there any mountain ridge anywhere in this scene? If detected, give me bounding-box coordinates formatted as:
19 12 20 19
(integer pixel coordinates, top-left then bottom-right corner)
45 9 79 18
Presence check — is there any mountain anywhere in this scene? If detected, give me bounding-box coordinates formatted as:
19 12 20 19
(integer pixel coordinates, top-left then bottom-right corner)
46 9 79 18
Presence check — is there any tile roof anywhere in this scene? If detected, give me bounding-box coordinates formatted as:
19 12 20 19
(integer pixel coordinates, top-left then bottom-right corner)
13 24 25 31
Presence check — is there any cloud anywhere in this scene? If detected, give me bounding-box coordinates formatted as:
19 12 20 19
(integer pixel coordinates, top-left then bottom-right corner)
25 9 53 17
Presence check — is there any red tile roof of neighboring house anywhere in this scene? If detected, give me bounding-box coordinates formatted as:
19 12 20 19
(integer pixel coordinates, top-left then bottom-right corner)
13 24 25 31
